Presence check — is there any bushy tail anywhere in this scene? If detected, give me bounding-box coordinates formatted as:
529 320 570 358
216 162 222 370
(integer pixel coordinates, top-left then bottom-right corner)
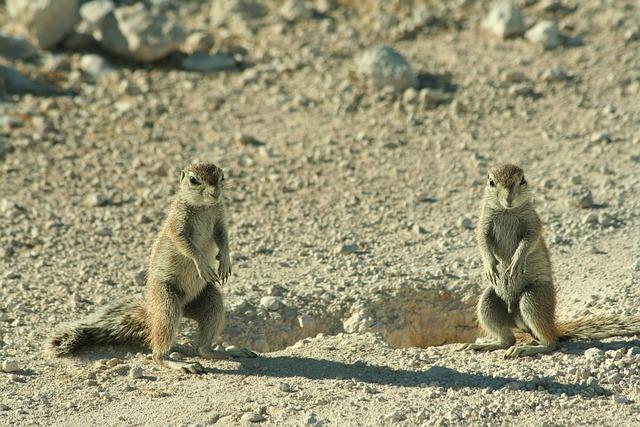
557 315 640 341
47 297 149 357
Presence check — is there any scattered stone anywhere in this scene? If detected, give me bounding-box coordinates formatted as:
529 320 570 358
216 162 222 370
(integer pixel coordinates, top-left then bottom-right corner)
129 366 143 379
182 31 215 54
356 46 417 92
7 0 80 49
385 410 407 422
584 347 604 361
336 242 358 254
541 66 571 82
278 382 292 392
613 394 629 404
85 192 109 207
459 217 474 229
280 0 314 21
80 54 116 80
412 223 428 234
260 296 282 311
0 34 38 60
582 212 598 225
303 412 324 426
182 52 236 73
482 0 525 39
241 411 266 422
624 28 640 44
570 187 594 209
525 20 560 50
508 82 535 97
99 3 187 63
210 0 267 25
79 0 114 31
1 360 19 373
590 132 611 144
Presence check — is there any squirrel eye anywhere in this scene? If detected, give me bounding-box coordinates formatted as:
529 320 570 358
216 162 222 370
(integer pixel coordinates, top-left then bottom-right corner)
189 176 200 185
520 176 527 186
489 179 496 187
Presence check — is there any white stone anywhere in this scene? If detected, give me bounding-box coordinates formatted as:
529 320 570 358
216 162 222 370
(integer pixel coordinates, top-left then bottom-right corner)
356 46 417 92
80 54 116 79
129 366 143 379
2 360 19 373
99 3 186 63
182 52 236 73
260 296 282 311
241 411 266 422
525 20 560 50
7 0 80 49
79 0 115 32
482 0 524 39
584 347 604 361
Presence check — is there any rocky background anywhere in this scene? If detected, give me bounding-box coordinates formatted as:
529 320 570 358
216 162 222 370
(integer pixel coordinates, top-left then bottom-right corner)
1 0 640 425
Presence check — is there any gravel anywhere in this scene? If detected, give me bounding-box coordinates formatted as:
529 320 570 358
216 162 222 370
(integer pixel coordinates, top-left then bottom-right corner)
2 0 640 425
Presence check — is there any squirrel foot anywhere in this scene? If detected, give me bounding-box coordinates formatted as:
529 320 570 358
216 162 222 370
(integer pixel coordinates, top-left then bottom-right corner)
460 342 511 352
198 345 258 360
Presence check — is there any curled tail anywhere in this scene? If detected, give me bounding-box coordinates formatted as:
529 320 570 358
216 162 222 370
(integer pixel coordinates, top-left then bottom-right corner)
47 297 149 357
556 315 640 341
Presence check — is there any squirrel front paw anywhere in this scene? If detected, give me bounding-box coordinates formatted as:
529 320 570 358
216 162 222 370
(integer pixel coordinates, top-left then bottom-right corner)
216 251 232 283
195 259 220 285
506 253 526 282
483 260 500 286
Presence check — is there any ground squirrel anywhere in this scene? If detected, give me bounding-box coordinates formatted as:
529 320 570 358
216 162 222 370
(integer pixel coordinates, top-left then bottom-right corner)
48 162 256 373
463 164 640 358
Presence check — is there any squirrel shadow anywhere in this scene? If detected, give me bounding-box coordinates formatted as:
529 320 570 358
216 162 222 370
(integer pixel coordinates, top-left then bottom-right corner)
215 355 595 397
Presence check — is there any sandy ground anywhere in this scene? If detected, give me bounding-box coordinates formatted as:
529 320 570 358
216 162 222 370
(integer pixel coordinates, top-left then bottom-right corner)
1 0 640 425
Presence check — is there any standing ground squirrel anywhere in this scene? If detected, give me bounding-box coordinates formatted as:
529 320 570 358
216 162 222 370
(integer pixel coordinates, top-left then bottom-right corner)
48 162 256 373
463 164 640 358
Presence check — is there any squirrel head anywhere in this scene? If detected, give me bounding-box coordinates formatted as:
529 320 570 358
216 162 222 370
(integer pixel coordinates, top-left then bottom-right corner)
179 162 225 207
485 164 531 210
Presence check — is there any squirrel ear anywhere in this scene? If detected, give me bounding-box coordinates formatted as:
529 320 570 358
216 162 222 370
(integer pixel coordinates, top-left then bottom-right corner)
180 170 186 182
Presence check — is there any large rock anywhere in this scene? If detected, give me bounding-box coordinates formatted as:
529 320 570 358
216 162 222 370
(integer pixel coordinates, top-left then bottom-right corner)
99 3 187 63
356 46 417 92
0 34 38 60
482 0 525 39
6 0 80 49
210 0 267 25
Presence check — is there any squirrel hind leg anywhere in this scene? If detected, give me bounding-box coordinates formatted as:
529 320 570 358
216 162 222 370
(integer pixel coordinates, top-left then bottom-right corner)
464 287 516 352
184 283 225 354
506 283 558 358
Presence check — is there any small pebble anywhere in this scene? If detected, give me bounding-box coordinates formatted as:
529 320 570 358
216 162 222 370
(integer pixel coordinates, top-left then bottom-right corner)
129 366 143 379
278 382 292 392
2 360 19 373
260 296 282 311
241 411 266 422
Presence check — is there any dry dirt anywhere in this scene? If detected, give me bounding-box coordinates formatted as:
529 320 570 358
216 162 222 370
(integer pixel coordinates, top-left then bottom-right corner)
1 0 640 425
